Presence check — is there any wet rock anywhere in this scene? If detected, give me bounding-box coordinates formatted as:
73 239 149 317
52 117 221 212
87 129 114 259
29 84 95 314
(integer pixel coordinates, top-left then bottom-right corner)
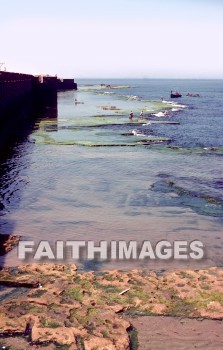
0 234 20 256
0 280 39 288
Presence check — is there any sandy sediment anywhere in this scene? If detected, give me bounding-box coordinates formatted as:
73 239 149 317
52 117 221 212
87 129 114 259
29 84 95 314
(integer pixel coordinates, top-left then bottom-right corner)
128 316 223 350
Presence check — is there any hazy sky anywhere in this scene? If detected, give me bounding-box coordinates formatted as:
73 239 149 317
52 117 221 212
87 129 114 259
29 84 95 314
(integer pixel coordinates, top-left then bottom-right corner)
1 0 223 78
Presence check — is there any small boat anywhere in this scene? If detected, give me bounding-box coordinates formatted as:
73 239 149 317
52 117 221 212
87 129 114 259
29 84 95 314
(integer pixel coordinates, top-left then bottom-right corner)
170 90 182 98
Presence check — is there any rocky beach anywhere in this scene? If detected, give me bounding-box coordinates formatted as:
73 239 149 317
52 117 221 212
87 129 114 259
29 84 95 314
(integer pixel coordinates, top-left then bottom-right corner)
0 263 223 349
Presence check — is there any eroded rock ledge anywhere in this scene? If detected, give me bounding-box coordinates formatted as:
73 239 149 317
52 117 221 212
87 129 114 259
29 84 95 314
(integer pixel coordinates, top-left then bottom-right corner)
0 263 223 349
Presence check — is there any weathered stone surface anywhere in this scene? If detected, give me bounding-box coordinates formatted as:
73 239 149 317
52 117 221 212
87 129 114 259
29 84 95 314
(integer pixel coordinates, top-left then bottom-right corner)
0 264 223 349
31 325 80 344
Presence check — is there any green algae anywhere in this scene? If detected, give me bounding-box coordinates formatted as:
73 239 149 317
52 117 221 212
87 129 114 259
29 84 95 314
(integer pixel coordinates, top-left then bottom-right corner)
80 84 132 92
128 326 138 350
150 145 223 155
202 196 222 205
115 109 132 115
151 179 223 217
31 87 187 151
29 289 47 298
2 264 223 350
166 296 198 317
178 271 195 280
62 286 83 302
52 116 143 128
55 345 71 350
31 127 171 147
40 317 62 328
168 182 223 206
188 291 223 310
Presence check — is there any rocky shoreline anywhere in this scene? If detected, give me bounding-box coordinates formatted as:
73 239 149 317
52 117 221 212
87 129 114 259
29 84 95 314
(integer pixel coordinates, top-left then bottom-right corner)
0 235 20 257
0 263 223 349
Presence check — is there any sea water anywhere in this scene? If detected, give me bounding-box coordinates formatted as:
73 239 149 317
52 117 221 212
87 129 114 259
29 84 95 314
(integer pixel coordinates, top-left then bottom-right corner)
0 79 223 270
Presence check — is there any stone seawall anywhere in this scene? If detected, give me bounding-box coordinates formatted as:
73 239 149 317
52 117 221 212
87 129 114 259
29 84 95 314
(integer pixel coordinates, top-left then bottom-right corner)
0 71 77 149
0 71 35 149
0 71 33 108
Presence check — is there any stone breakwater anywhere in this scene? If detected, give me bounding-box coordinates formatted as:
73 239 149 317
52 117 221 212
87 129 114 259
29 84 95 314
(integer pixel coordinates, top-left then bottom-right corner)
0 264 223 349
0 71 33 110
0 71 77 149
0 71 34 148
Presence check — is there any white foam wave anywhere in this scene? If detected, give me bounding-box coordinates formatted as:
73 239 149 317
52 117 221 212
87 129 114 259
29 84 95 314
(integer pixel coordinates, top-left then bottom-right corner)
175 104 186 108
143 122 151 126
162 100 175 105
127 95 140 101
132 129 147 137
152 111 168 117
162 100 187 109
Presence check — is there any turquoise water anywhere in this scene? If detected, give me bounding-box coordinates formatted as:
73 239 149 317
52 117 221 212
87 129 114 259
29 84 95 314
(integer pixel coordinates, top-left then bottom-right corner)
0 79 223 270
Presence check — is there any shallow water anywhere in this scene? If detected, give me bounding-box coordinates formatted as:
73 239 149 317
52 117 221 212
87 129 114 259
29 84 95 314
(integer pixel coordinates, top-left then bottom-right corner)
0 79 223 270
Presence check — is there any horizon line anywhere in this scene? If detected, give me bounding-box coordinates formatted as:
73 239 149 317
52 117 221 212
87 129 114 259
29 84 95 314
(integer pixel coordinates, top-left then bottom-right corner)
75 77 223 80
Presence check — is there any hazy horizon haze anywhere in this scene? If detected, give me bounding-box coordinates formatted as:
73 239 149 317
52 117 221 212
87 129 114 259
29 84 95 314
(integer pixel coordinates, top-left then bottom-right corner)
1 0 223 79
